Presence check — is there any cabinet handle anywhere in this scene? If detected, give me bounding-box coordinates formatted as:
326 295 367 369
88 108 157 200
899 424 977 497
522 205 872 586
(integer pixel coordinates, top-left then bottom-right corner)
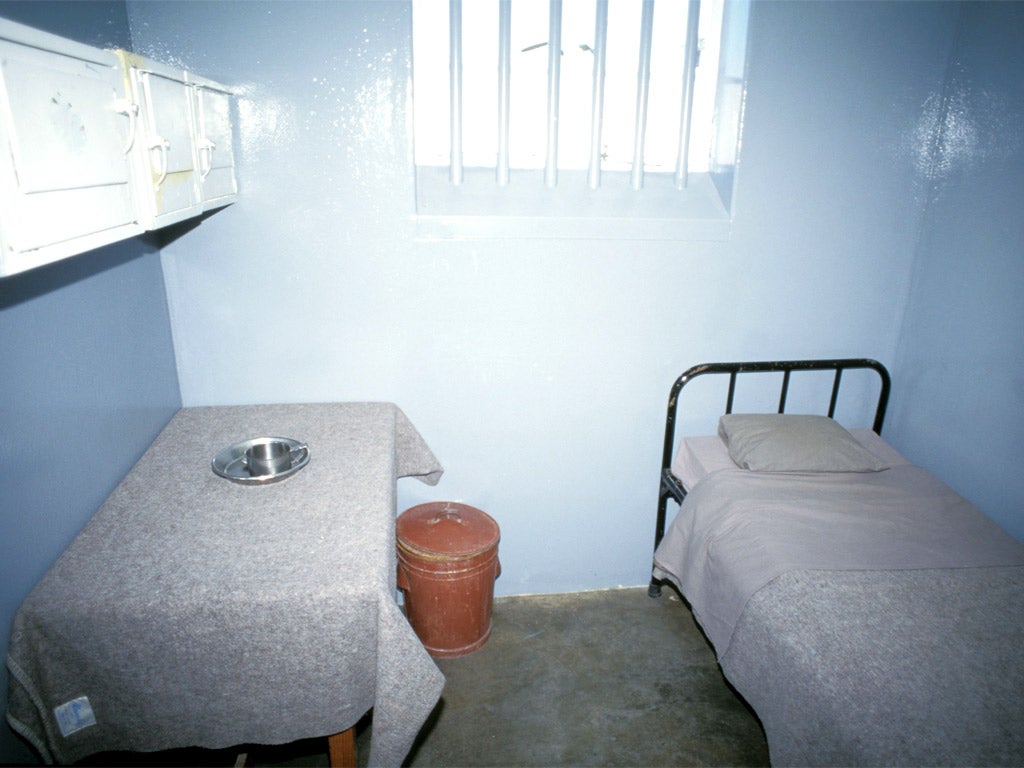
113 99 139 154
198 138 215 180
148 137 170 187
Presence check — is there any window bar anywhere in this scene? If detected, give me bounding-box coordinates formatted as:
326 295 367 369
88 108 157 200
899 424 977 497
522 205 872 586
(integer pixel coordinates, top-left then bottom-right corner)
496 0 512 186
587 0 609 190
674 0 701 189
545 0 563 188
449 0 464 186
630 0 655 191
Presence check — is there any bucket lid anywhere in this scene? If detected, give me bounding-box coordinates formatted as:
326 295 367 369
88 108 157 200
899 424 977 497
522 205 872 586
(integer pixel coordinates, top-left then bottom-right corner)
397 502 499 557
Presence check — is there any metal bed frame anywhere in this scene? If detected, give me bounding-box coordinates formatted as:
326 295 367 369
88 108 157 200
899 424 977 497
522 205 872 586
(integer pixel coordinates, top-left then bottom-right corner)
649 358 892 598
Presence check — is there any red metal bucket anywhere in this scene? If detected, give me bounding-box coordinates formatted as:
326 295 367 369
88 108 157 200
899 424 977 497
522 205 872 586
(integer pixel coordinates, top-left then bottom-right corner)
397 502 501 658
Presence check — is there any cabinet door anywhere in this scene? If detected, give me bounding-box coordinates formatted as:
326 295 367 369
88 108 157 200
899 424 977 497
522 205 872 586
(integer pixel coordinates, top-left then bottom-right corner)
0 21 143 277
130 61 201 228
189 77 237 210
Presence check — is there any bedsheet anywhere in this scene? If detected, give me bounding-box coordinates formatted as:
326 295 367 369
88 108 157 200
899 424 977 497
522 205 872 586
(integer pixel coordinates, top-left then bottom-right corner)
652 465 1024 655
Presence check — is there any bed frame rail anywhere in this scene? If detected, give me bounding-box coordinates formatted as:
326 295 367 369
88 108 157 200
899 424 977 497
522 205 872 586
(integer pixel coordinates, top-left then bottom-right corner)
649 358 891 597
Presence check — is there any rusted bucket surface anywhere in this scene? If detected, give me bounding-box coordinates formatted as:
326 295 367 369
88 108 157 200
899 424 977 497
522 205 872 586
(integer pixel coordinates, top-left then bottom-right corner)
397 502 500 658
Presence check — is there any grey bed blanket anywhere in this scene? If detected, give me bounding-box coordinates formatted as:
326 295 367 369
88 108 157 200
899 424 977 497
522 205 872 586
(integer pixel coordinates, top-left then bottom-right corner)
725 566 1024 766
652 465 1024 766
652 465 1024 655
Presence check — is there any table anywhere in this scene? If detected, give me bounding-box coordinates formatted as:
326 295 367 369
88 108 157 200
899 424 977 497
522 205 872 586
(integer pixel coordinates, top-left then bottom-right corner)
5 403 445 766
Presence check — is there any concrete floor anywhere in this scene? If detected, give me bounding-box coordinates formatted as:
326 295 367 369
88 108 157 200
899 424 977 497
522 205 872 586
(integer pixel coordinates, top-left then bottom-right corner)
401 587 769 767
254 587 769 767
76 588 769 767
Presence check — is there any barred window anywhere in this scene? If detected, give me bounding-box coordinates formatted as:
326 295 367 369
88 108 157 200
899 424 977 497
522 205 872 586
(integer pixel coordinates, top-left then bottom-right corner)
411 0 751 240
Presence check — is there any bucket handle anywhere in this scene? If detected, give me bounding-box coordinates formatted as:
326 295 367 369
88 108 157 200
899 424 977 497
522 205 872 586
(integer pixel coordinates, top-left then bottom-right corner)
397 562 409 591
428 504 464 525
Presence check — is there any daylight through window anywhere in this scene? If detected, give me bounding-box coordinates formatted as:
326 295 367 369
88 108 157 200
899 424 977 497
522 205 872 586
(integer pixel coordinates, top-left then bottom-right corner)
412 0 745 191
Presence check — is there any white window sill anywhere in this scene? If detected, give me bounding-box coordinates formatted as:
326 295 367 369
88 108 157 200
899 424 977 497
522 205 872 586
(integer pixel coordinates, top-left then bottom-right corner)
413 166 733 241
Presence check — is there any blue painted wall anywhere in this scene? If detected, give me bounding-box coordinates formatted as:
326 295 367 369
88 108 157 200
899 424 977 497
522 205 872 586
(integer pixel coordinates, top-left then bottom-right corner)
3 0 1022 760
0 5 182 762
123 0 971 600
887 2 1024 541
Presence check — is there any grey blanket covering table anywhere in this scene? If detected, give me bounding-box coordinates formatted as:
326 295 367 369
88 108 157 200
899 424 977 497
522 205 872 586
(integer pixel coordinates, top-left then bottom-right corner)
6 402 445 766
653 465 1024 766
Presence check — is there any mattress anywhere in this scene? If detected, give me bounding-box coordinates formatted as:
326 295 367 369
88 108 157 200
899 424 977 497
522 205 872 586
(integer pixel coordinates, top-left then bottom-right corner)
654 434 1024 766
670 428 910 491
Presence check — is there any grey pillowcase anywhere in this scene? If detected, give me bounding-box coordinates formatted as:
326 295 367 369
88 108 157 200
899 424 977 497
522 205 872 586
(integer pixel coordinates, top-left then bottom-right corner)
718 413 887 472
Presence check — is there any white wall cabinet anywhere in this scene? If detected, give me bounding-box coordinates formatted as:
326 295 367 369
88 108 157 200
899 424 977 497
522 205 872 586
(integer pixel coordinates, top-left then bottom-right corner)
188 73 237 212
118 53 201 230
0 19 237 279
117 53 238 230
0 21 144 278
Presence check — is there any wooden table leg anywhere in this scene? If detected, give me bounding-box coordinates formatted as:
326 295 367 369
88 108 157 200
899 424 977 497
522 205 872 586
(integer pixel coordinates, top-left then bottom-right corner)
328 726 357 768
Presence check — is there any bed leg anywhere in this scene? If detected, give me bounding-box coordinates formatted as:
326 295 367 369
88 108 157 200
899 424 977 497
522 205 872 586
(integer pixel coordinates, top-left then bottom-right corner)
647 578 662 598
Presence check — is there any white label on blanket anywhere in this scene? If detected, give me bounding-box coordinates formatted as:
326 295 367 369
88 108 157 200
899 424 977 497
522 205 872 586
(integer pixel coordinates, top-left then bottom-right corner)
54 696 97 737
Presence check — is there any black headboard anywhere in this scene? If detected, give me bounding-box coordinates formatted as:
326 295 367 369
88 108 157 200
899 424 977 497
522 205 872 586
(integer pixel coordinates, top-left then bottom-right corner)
654 358 891 553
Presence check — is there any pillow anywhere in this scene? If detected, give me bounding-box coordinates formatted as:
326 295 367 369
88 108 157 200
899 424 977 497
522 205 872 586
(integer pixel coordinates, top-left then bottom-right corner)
718 413 887 472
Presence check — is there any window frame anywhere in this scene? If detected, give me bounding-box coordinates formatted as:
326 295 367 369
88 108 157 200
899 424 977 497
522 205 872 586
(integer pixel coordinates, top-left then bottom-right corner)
410 0 751 242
